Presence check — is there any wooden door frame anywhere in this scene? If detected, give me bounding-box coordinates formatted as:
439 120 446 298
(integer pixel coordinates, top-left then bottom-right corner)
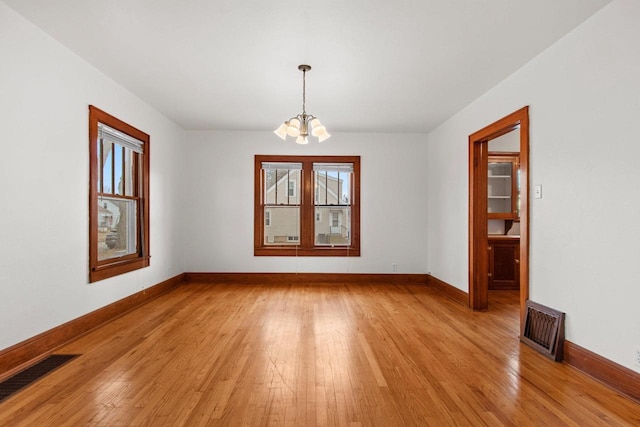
469 106 529 331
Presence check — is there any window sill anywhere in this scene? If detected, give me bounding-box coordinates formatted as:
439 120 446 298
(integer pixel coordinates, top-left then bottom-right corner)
90 256 150 282
254 248 360 257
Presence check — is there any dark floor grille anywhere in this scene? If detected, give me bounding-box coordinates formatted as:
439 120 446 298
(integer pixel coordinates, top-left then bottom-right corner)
521 300 565 361
0 354 79 403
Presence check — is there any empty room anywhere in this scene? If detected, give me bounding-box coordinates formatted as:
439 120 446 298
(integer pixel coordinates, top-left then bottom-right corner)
1 0 639 425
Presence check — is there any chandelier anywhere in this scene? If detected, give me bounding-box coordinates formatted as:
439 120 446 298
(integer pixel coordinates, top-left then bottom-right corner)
274 64 331 144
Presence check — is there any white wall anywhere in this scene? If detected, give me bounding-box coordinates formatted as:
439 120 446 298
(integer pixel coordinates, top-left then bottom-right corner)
427 0 640 371
0 3 186 350
183 131 428 274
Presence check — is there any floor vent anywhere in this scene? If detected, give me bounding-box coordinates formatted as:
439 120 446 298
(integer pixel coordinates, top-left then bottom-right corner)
521 301 565 361
0 354 79 403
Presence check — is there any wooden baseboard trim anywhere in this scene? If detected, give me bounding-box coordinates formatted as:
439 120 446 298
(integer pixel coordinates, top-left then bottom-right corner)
427 274 469 306
185 272 428 285
564 340 640 403
0 273 185 380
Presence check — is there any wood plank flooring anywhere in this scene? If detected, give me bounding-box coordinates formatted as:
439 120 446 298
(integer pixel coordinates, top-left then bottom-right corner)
1 283 639 426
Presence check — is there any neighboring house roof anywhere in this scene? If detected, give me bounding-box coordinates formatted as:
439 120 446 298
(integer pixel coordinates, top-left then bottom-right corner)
265 169 348 204
315 174 343 204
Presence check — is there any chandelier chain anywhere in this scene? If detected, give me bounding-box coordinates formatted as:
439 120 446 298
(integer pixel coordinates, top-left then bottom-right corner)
302 68 306 115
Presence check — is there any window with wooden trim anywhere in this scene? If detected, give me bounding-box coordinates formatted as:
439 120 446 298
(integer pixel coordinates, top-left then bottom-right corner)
89 106 150 282
255 155 360 256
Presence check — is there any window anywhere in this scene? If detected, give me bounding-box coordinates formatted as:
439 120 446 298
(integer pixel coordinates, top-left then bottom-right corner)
89 106 150 282
255 155 360 256
314 162 352 246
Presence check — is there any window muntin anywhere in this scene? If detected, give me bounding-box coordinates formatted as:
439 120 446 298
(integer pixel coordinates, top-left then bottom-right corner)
89 106 150 282
254 155 360 257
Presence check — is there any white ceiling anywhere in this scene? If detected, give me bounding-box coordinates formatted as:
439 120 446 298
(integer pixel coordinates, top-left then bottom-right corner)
4 0 611 133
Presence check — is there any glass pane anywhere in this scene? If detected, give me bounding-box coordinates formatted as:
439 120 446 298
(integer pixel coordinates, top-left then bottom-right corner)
114 144 124 195
488 162 511 213
488 162 512 180
288 180 296 198
96 138 101 192
314 169 351 206
315 207 351 246
124 150 134 196
264 206 300 245
98 196 137 260
102 141 113 194
264 168 301 205
315 171 325 205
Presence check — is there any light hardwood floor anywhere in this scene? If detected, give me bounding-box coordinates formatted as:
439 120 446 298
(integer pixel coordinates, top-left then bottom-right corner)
1 283 639 426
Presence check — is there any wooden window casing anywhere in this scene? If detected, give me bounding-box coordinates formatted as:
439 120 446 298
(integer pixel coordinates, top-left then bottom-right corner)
254 155 360 257
89 106 150 282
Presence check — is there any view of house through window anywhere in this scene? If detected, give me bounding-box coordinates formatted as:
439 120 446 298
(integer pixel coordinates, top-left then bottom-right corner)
255 155 360 257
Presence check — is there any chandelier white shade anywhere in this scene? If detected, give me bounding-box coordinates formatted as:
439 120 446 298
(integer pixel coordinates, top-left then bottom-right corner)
274 65 330 144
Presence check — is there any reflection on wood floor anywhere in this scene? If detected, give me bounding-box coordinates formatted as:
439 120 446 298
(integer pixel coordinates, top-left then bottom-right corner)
1 283 638 426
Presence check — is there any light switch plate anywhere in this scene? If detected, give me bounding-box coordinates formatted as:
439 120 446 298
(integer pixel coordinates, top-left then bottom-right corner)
535 185 542 199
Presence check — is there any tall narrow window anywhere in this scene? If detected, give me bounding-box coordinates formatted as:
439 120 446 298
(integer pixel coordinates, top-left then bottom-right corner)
261 162 302 246
314 162 353 246
89 106 150 282
255 155 360 256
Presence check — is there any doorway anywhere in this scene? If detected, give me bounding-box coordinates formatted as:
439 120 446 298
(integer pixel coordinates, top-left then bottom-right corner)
469 106 529 332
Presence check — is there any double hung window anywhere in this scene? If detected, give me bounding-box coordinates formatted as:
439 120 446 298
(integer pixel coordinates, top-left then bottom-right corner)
254 155 360 256
314 162 353 247
89 106 150 282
